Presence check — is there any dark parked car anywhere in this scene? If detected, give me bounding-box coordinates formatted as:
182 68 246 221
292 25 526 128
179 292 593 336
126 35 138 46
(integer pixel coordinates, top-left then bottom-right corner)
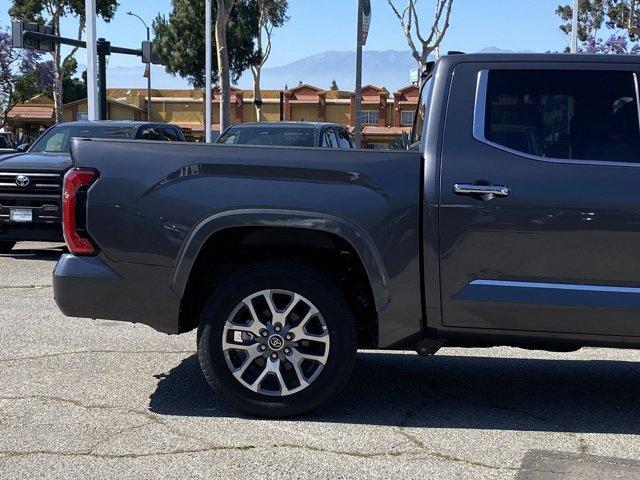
0 121 185 253
217 121 354 148
54 53 640 417
0 132 17 155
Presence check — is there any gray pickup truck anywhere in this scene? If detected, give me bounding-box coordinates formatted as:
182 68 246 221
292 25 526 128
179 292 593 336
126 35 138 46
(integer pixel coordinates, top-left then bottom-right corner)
54 53 640 416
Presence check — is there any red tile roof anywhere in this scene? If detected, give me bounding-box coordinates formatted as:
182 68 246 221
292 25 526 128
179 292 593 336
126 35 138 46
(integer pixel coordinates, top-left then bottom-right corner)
7 105 54 121
362 126 411 136
289 95 321 104
362 96 382 104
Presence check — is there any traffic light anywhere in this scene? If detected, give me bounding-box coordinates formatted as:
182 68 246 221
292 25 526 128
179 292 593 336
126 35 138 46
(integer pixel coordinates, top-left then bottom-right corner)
11 20 55 52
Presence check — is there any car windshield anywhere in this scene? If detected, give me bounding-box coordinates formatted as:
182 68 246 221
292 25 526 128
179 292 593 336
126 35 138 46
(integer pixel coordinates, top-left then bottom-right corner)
218 126 316 147
30 125 135 153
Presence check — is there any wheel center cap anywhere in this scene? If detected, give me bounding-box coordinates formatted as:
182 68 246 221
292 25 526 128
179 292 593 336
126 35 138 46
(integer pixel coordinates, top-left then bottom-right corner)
267 334 285 351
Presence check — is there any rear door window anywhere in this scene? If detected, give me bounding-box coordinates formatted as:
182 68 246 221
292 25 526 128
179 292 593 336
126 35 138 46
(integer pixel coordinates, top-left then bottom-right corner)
337 128 353 148
481 69 640 163
322 129 338 148
162 127 179 141
137 127 165 141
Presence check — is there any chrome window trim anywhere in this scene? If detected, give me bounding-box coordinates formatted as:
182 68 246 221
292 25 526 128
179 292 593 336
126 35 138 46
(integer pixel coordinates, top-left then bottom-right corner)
472 69 640 169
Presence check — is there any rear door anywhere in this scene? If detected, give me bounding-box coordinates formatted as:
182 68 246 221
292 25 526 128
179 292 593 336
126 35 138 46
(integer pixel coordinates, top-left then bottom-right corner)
439 62 640 336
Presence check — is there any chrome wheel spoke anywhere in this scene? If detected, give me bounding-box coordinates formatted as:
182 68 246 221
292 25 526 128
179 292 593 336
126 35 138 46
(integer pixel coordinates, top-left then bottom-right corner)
249 358 287 394
282 293 303 320
229 346 263 379
224 297 267 337
289 307 329 345
287 350 315 386
293 348 329 365
262 290 279 320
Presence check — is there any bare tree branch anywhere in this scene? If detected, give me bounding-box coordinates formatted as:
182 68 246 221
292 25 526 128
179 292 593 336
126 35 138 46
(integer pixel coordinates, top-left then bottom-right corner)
387 0 454 73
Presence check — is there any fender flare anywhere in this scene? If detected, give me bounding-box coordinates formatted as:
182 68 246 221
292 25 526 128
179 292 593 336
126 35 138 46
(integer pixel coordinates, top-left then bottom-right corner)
171 208 390 311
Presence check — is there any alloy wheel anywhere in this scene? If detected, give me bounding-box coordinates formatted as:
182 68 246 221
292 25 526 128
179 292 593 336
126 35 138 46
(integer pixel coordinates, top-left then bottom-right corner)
221 289 331 396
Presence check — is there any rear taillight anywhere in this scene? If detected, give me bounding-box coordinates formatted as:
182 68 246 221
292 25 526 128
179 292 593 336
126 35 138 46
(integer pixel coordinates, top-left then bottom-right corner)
63 168 98 255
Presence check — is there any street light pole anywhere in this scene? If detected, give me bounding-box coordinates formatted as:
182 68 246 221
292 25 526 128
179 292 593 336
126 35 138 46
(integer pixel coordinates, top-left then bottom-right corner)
127 11 152 121
355 0 364 148
205 0 213 143
86 0 98 121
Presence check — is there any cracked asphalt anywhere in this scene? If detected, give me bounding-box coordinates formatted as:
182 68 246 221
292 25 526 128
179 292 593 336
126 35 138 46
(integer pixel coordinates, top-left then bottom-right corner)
2 243 640 479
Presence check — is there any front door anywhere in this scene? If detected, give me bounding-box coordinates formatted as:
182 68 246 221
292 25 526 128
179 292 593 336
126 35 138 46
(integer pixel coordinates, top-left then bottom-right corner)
439 62 640 337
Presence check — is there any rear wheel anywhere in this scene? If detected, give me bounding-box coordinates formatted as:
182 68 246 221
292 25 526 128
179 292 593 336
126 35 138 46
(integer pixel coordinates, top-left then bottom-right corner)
197 261 357 417
0 241 15 254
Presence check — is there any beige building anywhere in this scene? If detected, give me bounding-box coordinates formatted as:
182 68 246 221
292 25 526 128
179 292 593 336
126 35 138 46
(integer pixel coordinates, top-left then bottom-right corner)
4 83 420 149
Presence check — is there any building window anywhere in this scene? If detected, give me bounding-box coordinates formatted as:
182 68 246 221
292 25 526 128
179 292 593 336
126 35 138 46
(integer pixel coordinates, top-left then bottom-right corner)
400 110 414 126
400 110 416 127
361 110 379 125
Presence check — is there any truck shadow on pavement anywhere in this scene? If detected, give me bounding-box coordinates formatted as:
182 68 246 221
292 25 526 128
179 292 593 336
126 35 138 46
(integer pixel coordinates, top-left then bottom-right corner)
2 245 65 261
149 351 640 433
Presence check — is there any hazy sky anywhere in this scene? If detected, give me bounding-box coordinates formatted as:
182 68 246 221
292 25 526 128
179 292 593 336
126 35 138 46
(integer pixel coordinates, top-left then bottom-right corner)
0 0 572 69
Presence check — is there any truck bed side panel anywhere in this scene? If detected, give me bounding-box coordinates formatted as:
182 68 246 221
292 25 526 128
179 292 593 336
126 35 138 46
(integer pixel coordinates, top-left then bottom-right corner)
70 139 422 346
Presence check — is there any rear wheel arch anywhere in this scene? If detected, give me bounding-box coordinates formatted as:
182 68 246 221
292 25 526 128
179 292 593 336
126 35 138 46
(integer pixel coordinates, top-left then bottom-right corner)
173 210 389 347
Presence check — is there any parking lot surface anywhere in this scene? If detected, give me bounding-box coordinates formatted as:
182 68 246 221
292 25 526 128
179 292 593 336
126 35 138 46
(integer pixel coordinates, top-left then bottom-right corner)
2 243 640 479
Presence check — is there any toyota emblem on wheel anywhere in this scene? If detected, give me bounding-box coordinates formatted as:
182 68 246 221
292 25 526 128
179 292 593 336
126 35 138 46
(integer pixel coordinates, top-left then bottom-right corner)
15 175 30 187
268 334 284 350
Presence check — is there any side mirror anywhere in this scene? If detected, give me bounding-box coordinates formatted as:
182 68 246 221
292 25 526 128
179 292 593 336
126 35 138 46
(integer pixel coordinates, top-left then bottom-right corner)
16 143 30 152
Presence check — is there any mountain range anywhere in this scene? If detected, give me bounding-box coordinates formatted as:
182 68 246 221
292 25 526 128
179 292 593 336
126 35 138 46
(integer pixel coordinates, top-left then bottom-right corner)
102 47 536 92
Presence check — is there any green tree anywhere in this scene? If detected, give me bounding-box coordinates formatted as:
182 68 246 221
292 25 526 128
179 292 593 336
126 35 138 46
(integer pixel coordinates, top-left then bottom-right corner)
12 57 84 107
12 60 54 103
606 1 640 40
9 0 119 122
556 0 607 44
61 57 86 104
153 0 260 130
556 1 640 49
250 0 288 121
0 26 40 126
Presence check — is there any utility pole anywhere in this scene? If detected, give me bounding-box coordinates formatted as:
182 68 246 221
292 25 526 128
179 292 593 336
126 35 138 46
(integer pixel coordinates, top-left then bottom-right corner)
145 25 151 121
205 0 213 143
571 0 579 53
86 0 98 121
354 0 364 148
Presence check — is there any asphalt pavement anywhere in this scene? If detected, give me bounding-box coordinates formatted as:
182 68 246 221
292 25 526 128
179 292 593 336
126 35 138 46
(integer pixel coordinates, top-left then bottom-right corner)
2 242 640 479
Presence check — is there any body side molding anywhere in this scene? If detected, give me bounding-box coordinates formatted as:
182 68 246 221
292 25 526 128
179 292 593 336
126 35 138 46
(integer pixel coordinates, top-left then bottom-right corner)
456 279 640 308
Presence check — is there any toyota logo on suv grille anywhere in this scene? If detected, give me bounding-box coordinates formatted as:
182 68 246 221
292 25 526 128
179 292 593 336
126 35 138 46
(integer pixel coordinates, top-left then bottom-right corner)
15 175 30 187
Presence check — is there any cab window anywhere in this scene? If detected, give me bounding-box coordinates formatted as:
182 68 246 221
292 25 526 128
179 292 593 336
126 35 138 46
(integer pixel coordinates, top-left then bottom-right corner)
483 69 640 163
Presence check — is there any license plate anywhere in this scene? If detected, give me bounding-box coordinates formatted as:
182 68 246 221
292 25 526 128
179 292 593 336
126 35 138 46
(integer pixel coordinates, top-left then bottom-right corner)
9 209 32 223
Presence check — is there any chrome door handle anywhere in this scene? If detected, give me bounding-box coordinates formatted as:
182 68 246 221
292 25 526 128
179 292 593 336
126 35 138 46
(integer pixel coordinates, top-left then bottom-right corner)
453 183 510 197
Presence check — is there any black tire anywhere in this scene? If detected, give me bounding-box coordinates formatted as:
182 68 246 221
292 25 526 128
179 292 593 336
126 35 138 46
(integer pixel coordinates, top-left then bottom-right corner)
197 260 357 417
0 241 15 254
